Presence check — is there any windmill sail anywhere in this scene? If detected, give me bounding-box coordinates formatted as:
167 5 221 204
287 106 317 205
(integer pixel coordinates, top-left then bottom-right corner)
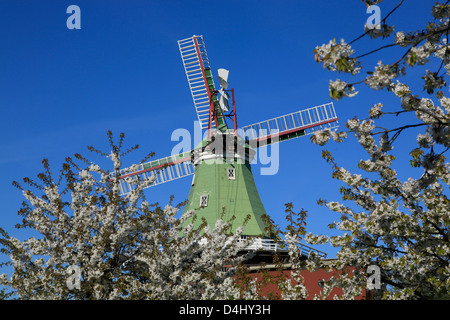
113 152 194 195
240 102 338 147
178 35 225 130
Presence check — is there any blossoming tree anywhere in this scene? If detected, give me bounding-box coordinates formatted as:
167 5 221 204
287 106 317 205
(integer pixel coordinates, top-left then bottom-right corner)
0 131 261 299
0 131 316 300
309 0 450 299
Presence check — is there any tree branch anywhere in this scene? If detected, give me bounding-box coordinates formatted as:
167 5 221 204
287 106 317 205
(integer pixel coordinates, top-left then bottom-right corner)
355 43 398 59
371 123 427 137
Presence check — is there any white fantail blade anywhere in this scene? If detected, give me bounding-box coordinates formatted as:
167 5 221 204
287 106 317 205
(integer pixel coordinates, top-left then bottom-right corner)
218 88 230 112
217 68 229 89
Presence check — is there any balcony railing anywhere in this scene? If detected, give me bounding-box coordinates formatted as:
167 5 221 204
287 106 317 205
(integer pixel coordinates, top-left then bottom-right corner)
238 237 327 259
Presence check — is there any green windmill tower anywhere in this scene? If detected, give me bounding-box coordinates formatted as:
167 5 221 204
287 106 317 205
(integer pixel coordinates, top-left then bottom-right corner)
117 35 338 255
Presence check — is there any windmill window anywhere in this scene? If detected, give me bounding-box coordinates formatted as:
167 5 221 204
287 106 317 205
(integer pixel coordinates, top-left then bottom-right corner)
228 168 236 180
200 194 209 207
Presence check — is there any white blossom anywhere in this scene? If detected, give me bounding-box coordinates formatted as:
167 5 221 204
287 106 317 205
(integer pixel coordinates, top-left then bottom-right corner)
417 132 433 148
369 103 383 119
408 45 430 66
312 1 450 299
366 61 397 90
392 81 411 98
329 79 358 99
395 31 408 47
314 39 361 75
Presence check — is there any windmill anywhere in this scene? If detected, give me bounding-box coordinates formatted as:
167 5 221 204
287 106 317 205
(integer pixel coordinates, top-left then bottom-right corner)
114 35 338 258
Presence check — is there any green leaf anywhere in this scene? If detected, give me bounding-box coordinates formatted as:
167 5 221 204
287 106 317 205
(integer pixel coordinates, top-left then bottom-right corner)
408 52 416 67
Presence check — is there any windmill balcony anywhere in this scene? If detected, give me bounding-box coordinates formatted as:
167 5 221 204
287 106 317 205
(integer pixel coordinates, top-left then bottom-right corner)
237 236 327 260
194 236 327 261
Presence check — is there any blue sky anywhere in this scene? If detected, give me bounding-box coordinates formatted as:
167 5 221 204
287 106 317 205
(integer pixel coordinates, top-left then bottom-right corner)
0 0 438 261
